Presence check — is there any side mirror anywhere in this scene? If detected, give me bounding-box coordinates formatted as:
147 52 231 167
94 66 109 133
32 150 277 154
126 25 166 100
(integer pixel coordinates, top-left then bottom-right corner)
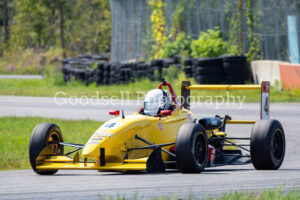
109 110 120 116
160 110 172 116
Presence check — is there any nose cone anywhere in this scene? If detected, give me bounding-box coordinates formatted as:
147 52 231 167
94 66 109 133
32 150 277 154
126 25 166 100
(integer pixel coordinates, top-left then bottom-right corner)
82 143 102 158
82 114 154 158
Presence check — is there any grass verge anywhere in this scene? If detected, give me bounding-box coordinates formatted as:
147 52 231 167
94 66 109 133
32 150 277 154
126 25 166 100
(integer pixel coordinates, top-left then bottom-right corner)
156 188 300 200
0 116 102 170
0 72 300 102
96 188 300 199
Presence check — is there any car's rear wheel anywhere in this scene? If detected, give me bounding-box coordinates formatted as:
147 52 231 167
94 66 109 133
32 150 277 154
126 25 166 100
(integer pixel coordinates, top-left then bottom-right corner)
250 119 285 170
29 123 64 175
175 123 208 173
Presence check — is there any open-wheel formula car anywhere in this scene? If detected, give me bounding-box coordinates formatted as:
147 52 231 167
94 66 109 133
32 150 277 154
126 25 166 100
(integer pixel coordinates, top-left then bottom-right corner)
29 80 285 175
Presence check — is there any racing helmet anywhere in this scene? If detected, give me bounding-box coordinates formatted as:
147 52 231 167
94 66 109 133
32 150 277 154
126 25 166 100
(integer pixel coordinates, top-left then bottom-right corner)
144 89 171 117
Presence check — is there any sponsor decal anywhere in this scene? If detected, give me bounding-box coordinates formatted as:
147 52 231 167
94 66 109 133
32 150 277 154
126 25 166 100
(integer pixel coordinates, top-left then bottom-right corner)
90 137 103 141
88 141 99 145
95 132 112 137
88 137 103 144
88 136 105 145
158 123 162 130
102 122 124 129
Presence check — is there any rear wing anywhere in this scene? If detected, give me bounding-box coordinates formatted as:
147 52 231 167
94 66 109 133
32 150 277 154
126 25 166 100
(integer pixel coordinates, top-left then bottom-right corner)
181 81 270 120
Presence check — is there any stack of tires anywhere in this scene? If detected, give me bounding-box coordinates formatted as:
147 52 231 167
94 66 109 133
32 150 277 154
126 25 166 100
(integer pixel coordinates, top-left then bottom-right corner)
149 56 182 81
61 54 183 86
162 55 181 69
72 68 86 81
119 63 134 84
85 68 96 86
102 62 111 85
221 55 249 84
135 62 149 80
173 55 182 69
61 63 73 82
183 58 194 78
183 55 249 84
149 59 163 81
61 54 109 84
193 58 224 84
95 61 107 86
109 62 121 85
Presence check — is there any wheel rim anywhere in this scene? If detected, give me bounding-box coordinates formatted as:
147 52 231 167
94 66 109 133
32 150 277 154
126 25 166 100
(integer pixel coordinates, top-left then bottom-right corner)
194 132 206 165
272 129 284 161
47 131 63 154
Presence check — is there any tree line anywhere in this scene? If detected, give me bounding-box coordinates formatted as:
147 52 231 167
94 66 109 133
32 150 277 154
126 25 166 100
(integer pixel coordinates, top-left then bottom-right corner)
0 0 111 56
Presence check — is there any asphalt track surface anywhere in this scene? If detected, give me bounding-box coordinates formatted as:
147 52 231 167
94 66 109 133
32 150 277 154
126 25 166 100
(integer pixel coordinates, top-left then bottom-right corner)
0 96 300 199
0 74 43 79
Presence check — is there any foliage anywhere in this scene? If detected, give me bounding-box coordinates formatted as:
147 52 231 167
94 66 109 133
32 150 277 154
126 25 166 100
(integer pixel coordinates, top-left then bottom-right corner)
237 0 243 55
162 66 181 82
171 0 185 35
0 47 63 74
227 10 240 55
191 27 229 58
154 69 162 81
149 0 168 59
246 0 261 61
5 0 111 55
64 0 111 54
162 33 192 58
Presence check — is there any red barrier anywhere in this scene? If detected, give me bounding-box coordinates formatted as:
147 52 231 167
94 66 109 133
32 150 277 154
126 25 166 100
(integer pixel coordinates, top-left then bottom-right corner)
279 63 300 90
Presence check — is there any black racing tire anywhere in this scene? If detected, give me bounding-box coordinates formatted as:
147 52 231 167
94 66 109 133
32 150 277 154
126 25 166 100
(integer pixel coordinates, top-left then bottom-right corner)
250 119 285 170
173 55 181 64
175 123 208 173
184 58 194 66
195 74 222 84
224 74 247 84
195 58 222 67
195 66 222 75
29 123 64 175
183 66 192 74
103 63 110 71
162 58 173 68
150 59 163 67
220 55 247 63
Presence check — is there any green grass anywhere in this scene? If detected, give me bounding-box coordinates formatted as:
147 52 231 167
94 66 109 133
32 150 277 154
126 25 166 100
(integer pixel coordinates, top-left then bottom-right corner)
0 116 103 170
0 72 300 102
103 188 300 200
205 188 300 200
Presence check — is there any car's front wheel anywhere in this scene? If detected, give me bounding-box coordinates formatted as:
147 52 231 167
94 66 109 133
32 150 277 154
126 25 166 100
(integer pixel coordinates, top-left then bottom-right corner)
175 123 208 173
29 123 64 175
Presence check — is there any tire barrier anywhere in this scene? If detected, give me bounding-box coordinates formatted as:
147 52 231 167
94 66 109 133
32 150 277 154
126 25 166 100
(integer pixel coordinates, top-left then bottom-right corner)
183 55 249 84
61 55 182 86
221 55 249 84
62 54 109 85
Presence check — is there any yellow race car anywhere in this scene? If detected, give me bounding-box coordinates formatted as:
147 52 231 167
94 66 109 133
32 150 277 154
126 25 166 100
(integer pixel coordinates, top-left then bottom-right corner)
29 80 285 175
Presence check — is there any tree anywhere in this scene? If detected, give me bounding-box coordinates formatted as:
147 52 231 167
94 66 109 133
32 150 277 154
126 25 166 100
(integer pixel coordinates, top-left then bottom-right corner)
237 0 243 55
3 0 9 43
246 0 260 61
7 0 111 54
149 0 168 58
58 0 65 55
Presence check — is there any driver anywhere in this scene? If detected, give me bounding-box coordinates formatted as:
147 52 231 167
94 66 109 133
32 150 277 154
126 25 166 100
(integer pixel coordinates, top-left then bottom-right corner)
143 89 171 117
